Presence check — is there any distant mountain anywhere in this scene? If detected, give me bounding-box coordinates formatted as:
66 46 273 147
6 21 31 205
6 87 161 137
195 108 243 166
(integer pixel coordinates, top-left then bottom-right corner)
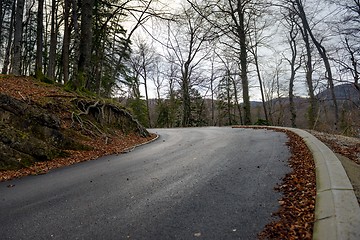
316 83 360 102
250 101 263 107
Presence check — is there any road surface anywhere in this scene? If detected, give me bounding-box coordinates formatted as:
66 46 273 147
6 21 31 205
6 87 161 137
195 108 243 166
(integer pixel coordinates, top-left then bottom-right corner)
0 127 290 239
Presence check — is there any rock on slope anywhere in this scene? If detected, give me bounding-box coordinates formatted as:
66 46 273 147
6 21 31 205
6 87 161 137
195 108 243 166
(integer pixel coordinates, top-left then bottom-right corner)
0 75 149 171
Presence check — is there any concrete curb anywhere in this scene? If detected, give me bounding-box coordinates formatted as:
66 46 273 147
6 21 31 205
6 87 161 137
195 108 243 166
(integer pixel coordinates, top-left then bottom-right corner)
283 128 360 240
121 134 159 153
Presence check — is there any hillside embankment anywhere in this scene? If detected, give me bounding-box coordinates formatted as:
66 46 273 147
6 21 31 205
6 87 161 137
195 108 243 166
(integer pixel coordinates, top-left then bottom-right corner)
0 75 155 181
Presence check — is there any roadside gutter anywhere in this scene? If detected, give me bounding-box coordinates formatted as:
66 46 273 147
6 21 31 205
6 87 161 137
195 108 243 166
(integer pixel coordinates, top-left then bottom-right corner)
285 128 360 240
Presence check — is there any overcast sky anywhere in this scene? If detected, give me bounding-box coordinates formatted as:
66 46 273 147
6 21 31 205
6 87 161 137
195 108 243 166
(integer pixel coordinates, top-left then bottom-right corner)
125 0 346 101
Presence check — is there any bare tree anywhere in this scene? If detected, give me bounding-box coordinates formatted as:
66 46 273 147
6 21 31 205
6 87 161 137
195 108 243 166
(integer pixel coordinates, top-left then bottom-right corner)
293 0 339 128
235 0 252 125
151 55 165 101
155 57 180 128
277 0 321 128
188 0 268 125
283 11 302 128
215 50 243 125
333 0 360 85
129 38 158 127
112 0 158 81
208 52 223 126
248 16 271 124
344 38 359 85
165 5 212 127
264 60 286 125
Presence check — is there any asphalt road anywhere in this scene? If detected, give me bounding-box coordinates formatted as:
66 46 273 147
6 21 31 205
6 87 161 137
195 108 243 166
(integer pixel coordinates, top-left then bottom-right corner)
0 127 290 239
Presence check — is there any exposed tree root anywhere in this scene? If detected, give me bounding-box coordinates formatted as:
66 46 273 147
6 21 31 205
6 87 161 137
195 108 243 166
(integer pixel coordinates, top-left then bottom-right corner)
70 99 149 140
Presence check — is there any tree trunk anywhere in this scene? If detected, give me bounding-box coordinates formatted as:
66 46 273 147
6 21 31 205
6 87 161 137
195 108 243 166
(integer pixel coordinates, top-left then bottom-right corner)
182 63 191 127
143 67 151 128
226 74 232 125
288 67 297 128
35 0 44 78
22 0 36 75
253 53 269 123
11 0 25 75
93 46 103 95
297 20 317 128
304 35 317 129
0 0 3 45
71 0 80 79
62 0 71 84
276 69 284 125
78 0 95 89
210 66 217 126
237 2 251 125
47 0 57 80
232 78 243 125
2 1 15 74
169 76 175 128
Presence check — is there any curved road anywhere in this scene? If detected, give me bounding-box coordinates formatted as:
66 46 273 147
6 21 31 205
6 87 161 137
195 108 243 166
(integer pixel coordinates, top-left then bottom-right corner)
0 127 290 239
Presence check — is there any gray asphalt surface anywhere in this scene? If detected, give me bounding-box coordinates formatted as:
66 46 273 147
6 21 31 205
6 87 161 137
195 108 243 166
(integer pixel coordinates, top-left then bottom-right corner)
0 127 290 239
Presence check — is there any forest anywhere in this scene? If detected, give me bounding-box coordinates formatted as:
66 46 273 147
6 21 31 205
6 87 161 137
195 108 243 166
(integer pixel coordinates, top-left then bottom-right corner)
0 0 359 135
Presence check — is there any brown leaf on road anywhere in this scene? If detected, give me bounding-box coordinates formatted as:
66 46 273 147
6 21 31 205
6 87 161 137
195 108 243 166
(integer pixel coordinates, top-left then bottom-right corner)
233 126 315 240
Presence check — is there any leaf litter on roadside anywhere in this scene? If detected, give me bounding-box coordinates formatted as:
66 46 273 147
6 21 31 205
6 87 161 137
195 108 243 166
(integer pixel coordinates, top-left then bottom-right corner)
233 126 316 239
260 128 316 240
0 132 157 182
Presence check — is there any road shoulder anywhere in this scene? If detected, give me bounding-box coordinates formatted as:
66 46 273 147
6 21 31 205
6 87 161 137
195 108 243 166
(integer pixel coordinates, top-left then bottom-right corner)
336 153 360 204
289 128 360 240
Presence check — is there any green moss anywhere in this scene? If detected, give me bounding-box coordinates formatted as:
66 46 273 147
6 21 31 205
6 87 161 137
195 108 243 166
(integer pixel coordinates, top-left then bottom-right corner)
32 70 53 84
63 82 96 98
62 129 93 150
0 74 12 79
17 130 29 139
19 157 34 168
